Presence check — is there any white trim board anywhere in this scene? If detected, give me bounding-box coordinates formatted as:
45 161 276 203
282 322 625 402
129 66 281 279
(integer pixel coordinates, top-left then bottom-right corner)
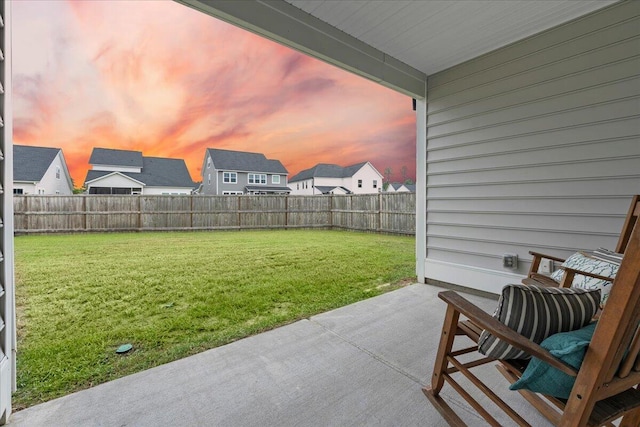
424 258 524 295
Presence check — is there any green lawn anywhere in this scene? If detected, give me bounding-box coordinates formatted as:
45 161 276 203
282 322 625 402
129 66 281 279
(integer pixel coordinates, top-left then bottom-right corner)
14 230 415 409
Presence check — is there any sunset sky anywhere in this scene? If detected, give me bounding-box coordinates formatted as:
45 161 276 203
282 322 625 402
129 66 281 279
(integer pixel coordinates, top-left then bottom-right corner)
13 0 416 187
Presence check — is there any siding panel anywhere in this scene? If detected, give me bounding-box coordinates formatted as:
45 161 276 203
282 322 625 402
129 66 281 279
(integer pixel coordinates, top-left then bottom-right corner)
428 18 640 100
424 1 640 292
428 1 640 87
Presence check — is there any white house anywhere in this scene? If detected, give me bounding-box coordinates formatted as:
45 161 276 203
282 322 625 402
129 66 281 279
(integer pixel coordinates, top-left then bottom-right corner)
289 162 383 195
84 148 195 195
13 145 73 195
386 183 407 193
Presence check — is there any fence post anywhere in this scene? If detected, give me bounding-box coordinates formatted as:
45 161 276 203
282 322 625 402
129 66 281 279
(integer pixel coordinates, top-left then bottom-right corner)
237 196 241 229
83 195 87 231
138 195 142 231
378 192 382 233
25 195 30 232
329 194 333 229
285 195 289 229
190 194 194 229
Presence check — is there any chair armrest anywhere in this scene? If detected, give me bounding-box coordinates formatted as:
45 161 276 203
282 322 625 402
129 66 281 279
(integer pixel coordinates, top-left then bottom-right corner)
523 274 560 287
559 266 614 283
528 251 566 278
529 251 566 263
438 290 578 377
557 266 615 288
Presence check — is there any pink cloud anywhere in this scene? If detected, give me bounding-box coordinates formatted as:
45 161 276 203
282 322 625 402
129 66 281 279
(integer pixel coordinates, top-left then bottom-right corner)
13 0 415 187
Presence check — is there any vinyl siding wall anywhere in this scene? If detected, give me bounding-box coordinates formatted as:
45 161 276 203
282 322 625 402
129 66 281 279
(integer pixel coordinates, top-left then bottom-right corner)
424 1 640 294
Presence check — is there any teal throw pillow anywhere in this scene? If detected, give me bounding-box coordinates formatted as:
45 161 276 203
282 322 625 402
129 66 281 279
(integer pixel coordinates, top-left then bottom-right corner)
509 322 597 399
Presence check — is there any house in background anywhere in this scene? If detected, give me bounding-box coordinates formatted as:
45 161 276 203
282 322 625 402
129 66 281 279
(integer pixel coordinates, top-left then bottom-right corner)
201 148 290 195
13 145 73 195
386 183 408 193
289 162 383 195
385 183 416 193
84 148 195 195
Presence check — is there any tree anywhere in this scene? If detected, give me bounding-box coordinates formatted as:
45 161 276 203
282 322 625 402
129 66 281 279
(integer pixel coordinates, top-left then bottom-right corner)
382 167 392 191
383 167 392 183
71 178 85 194
401 166 408 182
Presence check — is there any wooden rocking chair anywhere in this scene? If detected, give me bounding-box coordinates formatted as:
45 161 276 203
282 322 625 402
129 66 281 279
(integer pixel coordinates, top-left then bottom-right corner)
525 195 640 288
423 222 640 426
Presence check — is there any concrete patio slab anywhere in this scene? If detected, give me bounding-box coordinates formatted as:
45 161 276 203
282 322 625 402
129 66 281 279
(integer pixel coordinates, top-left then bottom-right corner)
9 284 554 426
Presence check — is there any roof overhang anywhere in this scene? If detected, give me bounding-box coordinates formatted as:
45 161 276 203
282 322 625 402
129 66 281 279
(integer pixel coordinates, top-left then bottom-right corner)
174 0 427 97
173 0 615 99
85 171 147 187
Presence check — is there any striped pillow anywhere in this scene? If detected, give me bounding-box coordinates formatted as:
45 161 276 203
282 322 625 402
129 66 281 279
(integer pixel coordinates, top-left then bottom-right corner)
478 284 600 360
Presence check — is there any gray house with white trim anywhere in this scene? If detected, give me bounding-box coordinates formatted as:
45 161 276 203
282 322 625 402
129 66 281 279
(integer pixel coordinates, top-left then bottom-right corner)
201 148 290 195
84 148 195 195
13 145 73 195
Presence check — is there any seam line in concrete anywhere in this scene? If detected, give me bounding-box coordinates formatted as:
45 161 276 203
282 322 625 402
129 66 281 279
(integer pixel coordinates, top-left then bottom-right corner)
307 319 487 424
307 318 425 386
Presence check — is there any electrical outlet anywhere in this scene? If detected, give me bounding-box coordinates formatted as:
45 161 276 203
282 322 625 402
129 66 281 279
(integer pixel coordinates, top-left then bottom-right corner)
540 259 553 274
502 254 518 269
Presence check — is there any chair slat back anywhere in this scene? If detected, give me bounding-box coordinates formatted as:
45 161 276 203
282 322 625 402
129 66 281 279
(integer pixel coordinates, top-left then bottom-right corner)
602 222 640 383
563 224 640 425
615 195 640 254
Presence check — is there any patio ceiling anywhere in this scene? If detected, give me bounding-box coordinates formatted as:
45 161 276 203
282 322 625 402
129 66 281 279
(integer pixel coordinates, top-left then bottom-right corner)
284 1 617 77
176 0 616 97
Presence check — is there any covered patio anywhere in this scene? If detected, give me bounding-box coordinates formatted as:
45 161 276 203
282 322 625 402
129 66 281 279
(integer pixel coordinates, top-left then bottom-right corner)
0 0 638 424
8 284 555 426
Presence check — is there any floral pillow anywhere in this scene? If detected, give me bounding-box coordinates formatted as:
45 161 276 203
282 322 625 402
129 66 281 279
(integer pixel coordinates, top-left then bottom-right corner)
550 252 618 306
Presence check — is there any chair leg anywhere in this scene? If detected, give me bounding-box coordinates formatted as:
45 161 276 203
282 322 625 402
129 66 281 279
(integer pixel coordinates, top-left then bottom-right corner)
422 304 466 425
430 304 460 394
422 387 467 426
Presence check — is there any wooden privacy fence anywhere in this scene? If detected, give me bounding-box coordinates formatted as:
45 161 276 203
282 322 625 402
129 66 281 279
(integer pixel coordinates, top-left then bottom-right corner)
13 193 416 235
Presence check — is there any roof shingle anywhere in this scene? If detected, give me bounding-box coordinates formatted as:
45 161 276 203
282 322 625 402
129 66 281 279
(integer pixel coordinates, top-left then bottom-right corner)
89 148 143 168
206 148 288 175
85 155 194 188
289 162 368 183
14 145 61 182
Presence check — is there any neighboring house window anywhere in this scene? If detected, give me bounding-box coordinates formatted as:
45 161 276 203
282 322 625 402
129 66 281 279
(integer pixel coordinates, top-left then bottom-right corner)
358 179 363 188
56 167 60 179
207 157 211 168
248 173 266 184
55 190 60 195
272 175 280 184
373 180 378 189
208 174 211 185
223 172 237 183
222 191 243 195
13 189 23 195
296 183 299 190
